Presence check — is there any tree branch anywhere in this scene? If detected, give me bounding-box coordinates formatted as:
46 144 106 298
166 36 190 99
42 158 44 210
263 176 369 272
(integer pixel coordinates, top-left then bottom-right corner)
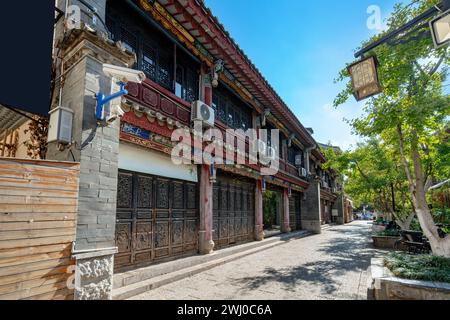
397 123 414 190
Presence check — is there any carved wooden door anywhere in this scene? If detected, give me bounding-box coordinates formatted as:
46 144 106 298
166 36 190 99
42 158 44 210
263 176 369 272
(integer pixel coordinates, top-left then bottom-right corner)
115 170 198 271
213 175 255 249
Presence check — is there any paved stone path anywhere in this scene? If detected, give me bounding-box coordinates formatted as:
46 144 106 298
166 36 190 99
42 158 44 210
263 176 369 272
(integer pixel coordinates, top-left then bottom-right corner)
133 221 378 300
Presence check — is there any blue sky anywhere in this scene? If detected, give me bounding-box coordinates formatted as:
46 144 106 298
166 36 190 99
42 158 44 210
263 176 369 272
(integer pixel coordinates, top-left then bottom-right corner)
203 0 402 150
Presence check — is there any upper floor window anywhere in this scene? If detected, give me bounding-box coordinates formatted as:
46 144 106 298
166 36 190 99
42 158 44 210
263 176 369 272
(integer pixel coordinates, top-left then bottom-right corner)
106 1 199 103
288 147 304 167
212 85 252 130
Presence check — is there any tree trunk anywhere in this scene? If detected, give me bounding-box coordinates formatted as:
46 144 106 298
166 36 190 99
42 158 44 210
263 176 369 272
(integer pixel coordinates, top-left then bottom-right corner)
392 211 415 230
410 132 450 257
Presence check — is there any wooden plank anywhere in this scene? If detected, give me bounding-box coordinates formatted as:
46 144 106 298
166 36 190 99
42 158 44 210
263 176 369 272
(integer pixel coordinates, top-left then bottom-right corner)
0 248 72 268
0 220 76 231
0 205 77 214
0 176 79 191
0 211 76 222
0 243 72 259
0 272 71 295
0 195 78 206
0 257 73 277
0 279 70 300
23 288 74 301
0 227 75 241
0 161 80 174
0 235 75 249
0 161 79 179
0 169 79 184
0 264 72 286
0 158 79 300
0 186 78 199
0 157 80 170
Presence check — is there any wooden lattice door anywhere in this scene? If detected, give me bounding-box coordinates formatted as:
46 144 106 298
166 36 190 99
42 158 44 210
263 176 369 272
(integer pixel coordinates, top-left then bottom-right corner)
115 170 199 271
213 175 255 249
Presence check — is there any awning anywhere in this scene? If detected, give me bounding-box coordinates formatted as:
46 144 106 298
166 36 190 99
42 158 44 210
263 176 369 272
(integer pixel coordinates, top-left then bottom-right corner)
0 106 29 131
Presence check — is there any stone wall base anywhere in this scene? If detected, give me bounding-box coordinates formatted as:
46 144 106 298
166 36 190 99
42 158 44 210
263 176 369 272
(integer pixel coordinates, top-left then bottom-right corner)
369 258 450 300
73 250 116 300
300 220 322 234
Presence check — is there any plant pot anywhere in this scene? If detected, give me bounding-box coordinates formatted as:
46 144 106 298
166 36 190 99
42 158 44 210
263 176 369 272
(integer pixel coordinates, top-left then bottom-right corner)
372 236 400 249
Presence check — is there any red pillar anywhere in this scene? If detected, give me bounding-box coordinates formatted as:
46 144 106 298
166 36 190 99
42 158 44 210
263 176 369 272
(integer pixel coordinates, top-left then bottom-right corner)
199 165 214 254
282 189 291 233
204 66 213 106
255 180 264 241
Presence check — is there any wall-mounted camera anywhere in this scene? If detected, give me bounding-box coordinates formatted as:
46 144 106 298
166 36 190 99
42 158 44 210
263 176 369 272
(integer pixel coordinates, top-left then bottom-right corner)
102 64 146 84
96 64 146 124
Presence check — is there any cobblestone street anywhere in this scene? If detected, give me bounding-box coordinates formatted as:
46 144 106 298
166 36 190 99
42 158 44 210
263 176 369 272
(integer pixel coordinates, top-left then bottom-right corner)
133 221 378 300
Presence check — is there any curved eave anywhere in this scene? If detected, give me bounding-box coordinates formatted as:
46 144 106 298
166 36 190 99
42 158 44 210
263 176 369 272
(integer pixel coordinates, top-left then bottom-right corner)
154 0 316 147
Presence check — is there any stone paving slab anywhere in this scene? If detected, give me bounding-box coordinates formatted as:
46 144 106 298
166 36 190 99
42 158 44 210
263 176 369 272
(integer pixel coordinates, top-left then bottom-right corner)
133 221 381 300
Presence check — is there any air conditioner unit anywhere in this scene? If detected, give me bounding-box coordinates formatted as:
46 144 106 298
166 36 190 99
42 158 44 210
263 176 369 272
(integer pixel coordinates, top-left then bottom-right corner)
267 147 276 160
299 167 307 177
191 100 215 127
295 155 303 167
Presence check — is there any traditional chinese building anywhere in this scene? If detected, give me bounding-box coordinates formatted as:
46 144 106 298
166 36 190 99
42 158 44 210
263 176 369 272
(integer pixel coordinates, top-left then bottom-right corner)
0 0 349 300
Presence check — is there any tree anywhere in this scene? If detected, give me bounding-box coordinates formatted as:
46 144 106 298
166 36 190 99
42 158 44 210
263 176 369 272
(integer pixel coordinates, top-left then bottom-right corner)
324 140 416 230
335 0 450 256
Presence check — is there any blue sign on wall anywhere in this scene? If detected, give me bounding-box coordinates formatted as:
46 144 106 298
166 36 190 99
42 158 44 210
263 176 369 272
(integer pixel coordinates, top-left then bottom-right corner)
122 123 151 140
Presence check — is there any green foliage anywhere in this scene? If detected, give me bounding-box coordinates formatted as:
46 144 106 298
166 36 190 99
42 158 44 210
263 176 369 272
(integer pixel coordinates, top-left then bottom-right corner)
432 208 450 224
384 252 450 283
377 229 401 237
332 0 450 239
263 191 278 227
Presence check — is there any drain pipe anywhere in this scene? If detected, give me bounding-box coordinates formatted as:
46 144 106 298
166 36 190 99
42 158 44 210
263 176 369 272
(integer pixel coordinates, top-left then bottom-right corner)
304 146 316 175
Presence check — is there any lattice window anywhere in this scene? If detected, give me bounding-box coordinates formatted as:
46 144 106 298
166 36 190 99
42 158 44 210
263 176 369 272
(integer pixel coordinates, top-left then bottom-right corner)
142 44 157 81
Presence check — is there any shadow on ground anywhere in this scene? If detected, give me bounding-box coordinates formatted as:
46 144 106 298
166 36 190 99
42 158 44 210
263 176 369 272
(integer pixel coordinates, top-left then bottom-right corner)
233 222 378 296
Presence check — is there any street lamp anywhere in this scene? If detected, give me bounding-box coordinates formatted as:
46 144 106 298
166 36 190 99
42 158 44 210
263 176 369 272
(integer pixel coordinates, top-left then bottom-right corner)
430 9 450 49
347 56 382 101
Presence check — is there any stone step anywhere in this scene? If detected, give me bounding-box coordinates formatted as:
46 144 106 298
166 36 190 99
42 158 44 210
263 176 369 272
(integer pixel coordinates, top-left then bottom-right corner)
321 224 336 231
112 230 311 300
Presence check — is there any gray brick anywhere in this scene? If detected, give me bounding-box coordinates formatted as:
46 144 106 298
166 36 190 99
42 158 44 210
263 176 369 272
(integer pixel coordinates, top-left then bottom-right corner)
98 215 117 225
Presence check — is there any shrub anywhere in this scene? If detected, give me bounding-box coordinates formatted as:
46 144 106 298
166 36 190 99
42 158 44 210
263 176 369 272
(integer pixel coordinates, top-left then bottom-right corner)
384 252 450 283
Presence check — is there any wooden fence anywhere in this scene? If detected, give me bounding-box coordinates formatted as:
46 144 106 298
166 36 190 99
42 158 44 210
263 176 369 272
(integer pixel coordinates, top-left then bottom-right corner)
0 158 79 300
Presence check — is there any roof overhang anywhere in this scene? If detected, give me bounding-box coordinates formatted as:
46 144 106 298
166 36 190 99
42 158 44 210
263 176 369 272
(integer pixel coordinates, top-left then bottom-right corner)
146 0 316 147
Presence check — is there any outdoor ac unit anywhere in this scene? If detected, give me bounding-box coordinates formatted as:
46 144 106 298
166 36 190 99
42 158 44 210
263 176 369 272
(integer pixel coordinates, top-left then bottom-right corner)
295 155 303 167
267 146 276 160
299 167 307 177
191 100 215 127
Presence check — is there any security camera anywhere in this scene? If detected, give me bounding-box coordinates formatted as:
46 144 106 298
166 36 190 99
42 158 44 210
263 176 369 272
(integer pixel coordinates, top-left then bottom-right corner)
105 105 125 124
102 64 146 84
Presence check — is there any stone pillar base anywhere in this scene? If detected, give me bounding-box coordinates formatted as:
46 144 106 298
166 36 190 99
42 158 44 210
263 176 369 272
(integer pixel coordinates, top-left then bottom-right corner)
254 224 265 241
281 223 291 233
300 220 322 234
199 231 215 254
73 249 117 300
